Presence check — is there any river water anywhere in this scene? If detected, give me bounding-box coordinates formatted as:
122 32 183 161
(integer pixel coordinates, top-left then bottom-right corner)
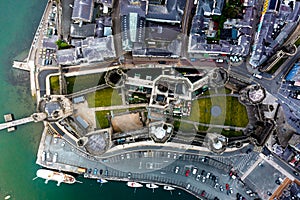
0 0 196 199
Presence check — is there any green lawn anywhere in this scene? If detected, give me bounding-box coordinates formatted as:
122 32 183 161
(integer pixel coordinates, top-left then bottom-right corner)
86 88 122 107
50 76 60 94
187 96 248 127
66 73 105 94
267 57 288 75
95 111 110 128
173 121 195 132
205 127 244 137
295 37 300 47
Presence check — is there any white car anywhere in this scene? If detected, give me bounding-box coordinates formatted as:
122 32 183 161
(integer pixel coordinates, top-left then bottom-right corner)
192 167 198 175
206 172 211 179
174 166 179 173
202 177 206 183
196 174 201 181
186 184 191 189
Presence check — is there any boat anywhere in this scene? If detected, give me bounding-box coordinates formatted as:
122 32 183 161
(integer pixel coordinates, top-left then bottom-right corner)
127 181 143 188
4 195 11 200
163 185 175 191
146 183 159 189
36 169 76 186
97 178 108 184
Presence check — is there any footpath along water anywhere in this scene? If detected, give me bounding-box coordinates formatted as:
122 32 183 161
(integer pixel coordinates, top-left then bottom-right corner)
0 0 195 199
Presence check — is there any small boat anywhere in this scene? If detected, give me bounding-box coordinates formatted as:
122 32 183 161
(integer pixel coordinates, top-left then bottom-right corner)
4 195 11 200
163 185 175 191
97 179 108 184
146 183 159 189
127 181 143 188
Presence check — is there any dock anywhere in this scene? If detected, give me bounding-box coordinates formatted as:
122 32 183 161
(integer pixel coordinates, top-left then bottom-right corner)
0 115 34 132
12 61 30 71
4 114 15 132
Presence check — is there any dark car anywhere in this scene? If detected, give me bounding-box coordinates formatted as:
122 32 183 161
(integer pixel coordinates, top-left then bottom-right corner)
201 190 206 197
267 191 272 196
201 170 205 176
88 168 92 174
99 169 103 175
293 171 299 176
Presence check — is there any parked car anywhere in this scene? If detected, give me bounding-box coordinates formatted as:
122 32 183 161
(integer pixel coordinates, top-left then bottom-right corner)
196 174 201 181
186 183 191 189
174 166 179 173
192 167 198 175
206 172 211 179
219 185 224 192
185 169 191 177
201 170 206 176
293 171 299 176
93 168 98 175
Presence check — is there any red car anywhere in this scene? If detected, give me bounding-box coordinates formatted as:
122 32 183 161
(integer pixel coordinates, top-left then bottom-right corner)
225 183 229 190
185 169 190 177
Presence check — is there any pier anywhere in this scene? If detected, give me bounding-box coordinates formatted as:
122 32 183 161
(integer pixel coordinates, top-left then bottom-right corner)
0 113 46 132
12 61 30 71
0 117 34 132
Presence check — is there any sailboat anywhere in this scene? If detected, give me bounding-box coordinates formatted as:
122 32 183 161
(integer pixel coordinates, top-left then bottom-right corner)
127 181 143 188
163 185 175 190
97 179 108 184
146 183 159 192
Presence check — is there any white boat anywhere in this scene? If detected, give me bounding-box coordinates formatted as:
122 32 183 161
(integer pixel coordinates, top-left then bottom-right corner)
163 185 175 191
4 195 11 200
36 169 76 186
97 178 108 184
127 181 143 188
146 183 159 189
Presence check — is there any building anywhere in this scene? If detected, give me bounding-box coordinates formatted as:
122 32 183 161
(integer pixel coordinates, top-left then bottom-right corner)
72 0 94 23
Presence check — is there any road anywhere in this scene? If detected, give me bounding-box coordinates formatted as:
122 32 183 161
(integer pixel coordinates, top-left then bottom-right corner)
40 133 260 200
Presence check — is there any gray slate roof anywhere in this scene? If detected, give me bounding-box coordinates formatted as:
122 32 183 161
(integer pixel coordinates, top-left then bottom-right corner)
72 0 94 22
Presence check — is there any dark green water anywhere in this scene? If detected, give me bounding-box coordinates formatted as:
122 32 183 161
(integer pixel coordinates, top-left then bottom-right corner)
0 1 196 200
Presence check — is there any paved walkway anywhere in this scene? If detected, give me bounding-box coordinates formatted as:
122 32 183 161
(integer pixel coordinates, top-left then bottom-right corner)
92 103 147 111
180 119 245 131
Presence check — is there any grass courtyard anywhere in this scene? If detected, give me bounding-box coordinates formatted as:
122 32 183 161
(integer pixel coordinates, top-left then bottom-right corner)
86 88 122 107
95 111 110 129
187 96 249 127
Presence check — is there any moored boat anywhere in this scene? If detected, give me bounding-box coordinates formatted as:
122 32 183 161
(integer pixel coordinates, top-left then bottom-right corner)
36 169 76 186
127 181 143 188
146 183 159 189
97 178 108 184
163 185 175 191
4 195 11 200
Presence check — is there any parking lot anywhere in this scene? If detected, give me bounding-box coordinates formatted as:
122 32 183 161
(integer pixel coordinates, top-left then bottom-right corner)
39 134 263 199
